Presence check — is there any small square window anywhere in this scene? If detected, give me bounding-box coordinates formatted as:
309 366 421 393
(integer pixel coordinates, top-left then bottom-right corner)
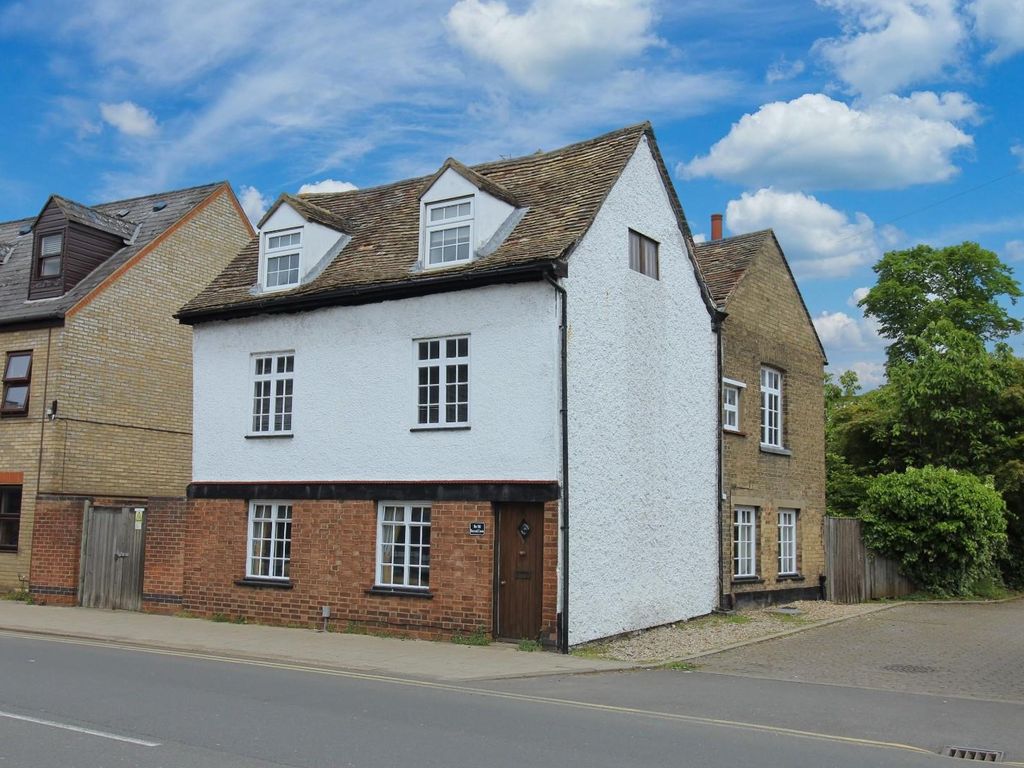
629 230 659 279
263 229 302 290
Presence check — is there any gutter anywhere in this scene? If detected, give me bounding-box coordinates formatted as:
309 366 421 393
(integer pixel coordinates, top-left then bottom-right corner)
544 269 570 654
177 261 563 325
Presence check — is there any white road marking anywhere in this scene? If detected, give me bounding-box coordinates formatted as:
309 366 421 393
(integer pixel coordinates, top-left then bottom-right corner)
0 710 160 747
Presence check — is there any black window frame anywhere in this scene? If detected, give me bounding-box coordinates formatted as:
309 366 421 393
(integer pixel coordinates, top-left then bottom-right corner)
2 350 33 416
628 229 659 280
0 486 22 552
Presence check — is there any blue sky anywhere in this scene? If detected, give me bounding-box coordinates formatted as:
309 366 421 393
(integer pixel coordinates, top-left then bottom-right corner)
1 0 1022 383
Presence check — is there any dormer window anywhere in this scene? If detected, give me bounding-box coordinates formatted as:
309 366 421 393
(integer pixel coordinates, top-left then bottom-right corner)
425 198 473 267
38 233 63 278
263 229 302 290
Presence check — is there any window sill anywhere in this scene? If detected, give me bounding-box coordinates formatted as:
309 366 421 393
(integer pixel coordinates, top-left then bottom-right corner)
245 433 294 440
0 548 19 554
235 578 294 589
776 574 805 582
366 586 434 599
0 412 29 419
760 444 792 457
731 576 765 585
723 428 747 436
409 425 471 433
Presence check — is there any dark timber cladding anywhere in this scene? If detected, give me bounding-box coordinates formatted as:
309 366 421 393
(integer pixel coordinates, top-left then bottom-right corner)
62 222 124 292
188 481 561 503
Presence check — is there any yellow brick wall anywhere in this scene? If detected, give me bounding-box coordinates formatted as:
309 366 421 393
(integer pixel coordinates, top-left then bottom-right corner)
720 239 827 600
49 189 251 498
0 326 63 589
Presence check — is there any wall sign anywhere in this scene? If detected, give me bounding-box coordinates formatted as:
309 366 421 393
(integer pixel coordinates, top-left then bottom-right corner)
134 508 145 530
469 522 485 536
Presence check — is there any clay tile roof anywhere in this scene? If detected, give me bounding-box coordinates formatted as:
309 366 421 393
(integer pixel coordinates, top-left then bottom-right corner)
49 195 139 241
419 158 522 208
259 193 352 234
0 182 225 327
693 230 773 307
180 122 714 321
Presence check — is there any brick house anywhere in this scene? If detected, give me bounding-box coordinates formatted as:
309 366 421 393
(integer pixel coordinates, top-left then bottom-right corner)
0 183 252 608
177 123 721 649
695 219 827 608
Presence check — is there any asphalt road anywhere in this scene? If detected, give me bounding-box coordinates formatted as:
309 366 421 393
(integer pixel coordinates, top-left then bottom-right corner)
0 632 1020 768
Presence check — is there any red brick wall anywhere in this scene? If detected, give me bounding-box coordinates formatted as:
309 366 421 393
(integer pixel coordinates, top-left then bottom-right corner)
142 497 186 613
28 496 85 605
184 498 560 641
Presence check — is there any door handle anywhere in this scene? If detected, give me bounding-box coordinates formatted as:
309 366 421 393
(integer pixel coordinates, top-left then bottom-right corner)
114 551 129 559
500 580 507 586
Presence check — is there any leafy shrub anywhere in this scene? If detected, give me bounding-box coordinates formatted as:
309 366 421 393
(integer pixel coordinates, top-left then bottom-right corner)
860 466 1008 596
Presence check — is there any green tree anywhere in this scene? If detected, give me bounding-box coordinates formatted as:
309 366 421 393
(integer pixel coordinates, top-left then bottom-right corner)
860 466 1008 596
859 242 1022 366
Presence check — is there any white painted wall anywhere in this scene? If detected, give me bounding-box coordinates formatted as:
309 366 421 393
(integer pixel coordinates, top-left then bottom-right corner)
564 137 719 645
192 283 560 482
420 169 515 257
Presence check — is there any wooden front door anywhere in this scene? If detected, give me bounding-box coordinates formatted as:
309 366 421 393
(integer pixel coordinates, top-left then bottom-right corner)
79 505 145 611
495 502 544 640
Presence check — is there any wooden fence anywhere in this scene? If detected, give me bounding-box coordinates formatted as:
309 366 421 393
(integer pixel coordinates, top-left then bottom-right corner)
824 517 916 603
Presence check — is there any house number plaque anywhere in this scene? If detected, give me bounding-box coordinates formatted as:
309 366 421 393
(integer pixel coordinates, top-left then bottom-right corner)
469 522 485 536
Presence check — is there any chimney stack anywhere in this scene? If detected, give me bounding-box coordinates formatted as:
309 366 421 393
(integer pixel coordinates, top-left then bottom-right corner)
711 213 723 241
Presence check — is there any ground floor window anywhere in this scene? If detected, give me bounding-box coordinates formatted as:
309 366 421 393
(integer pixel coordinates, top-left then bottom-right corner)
247 501 292 579
0 486 20 552
733 506 757 578
377 502 431 588
778 508 798 575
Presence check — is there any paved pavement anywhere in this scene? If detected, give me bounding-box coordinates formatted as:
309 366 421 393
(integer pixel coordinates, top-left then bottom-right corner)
0 601 630 682
695 599 1024 703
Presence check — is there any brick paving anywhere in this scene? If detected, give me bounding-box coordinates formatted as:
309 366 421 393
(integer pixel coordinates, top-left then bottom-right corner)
695 600 1024 703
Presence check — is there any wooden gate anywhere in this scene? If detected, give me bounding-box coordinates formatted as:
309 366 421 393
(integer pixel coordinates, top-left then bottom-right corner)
79 504 145 610
825 517 915 603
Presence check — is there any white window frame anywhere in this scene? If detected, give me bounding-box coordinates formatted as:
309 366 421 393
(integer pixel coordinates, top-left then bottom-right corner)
734 506 757 578
423 197 473 268
722 377 745 432
261 227 303 291
760 366 783 448
414 335 469 427
778 508 798 576
250 352 295 435
246 501 293 580
376 502 432 589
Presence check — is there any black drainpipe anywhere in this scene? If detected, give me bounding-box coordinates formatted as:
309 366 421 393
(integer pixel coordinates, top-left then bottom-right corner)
544 271 570 654
714 312 727 610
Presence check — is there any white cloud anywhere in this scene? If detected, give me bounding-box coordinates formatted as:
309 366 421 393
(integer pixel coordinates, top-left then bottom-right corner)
848 286 871 306
100 101 158 137
298 179 358 194
1013 143 1024 169
692 232 707 244
680 92 975 190
813 0 967 98
447 0 658 90
970 0 1024 62
815 310 868 349
765 56 806 84
238 185 270 225
1006 239 1024 261
849 360 887 387
725 188 883 277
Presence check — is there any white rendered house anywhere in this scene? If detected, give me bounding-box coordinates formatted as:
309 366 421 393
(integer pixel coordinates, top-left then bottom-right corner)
179 123 720 648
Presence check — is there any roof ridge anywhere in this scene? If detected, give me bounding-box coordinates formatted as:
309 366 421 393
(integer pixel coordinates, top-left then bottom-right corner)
89 180 225 210
695 229 773 248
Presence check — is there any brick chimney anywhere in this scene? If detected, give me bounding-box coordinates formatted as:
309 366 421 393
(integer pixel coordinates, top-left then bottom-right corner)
711 213 723 241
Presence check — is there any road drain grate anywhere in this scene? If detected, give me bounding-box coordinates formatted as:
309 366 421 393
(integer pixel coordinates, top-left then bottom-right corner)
941 746 1003 762
882 664 937 674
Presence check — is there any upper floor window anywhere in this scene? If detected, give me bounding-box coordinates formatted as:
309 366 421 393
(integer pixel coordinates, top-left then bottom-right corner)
2 351 32 416
416 336 469 426
38 233 63 278
425 198 472 267
629 229 659 280
0 486 21 552
760 366 783 448
722 378 744 432
263 229 302 290
251 353 294 434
